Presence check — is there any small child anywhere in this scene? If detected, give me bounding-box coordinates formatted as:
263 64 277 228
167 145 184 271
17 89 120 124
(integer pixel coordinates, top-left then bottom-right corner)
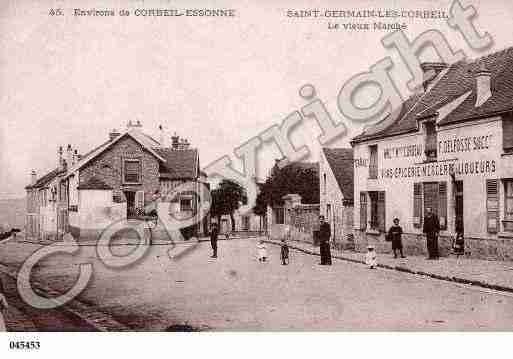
257 240 268 262
365 245 377 269
280 239 289 265
0 278 8 332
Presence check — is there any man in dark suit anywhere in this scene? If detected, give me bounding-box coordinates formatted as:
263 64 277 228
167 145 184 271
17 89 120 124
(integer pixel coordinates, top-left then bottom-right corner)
319 216 332 265
423 207 440 259
210 223 219 258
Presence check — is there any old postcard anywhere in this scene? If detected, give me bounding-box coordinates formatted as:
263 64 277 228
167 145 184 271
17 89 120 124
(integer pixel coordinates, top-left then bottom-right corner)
1 0 513 357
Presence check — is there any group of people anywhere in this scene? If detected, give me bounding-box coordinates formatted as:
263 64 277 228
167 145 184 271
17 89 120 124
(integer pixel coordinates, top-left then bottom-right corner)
209 222 291 265
207 207 450 268
385 207 442 261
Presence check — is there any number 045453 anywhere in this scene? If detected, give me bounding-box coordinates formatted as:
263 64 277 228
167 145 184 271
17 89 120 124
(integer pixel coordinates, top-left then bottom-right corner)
9 341 40 350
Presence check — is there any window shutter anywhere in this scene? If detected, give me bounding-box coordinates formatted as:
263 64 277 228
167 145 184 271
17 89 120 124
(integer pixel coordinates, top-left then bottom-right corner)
413 183 423 228
438 181 447 230
360 192 367 230
124 160 141 183
503 117 513 151
378 191 386 232
135 190 145 212
487 179 499 233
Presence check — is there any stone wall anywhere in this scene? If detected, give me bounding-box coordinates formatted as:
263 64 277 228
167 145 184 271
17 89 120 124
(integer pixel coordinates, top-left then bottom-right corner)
354 230 513 261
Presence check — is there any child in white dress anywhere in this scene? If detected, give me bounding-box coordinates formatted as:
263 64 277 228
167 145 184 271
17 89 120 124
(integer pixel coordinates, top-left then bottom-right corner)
257 240 268 262
365 245 377 269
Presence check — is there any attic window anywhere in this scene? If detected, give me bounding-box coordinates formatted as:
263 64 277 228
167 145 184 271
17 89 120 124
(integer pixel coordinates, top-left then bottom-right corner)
123 159 141 184
424 122 437 162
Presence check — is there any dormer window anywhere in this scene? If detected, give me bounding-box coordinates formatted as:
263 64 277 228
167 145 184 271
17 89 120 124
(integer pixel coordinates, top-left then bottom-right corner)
369 145 378 179
424 122 437 162
503 115 513 153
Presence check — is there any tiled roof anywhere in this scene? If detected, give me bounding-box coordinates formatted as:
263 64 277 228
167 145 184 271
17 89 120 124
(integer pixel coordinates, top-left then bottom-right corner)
352 47 513 143
77 177 113 190
64 129 166 178
322 148 354 202
25 168 64 190
155 148 198 179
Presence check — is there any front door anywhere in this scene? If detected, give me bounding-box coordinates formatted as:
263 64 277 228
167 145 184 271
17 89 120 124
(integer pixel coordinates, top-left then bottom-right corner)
125 191 136 218
455 181 464 233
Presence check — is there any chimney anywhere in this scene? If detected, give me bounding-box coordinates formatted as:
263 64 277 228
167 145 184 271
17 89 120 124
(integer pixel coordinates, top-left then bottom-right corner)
158 125 168 147
66 144 73 170
475 62 492 107
135 120 142 127
31 170 37 185
181 138 190 150
109 128 121 141
171 132 180 150
127 120 133 128
58 146 64 170
73 149 78 166
420 62 448 92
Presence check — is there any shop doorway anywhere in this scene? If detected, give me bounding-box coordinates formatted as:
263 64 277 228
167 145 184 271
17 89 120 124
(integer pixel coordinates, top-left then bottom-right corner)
454 181 464 233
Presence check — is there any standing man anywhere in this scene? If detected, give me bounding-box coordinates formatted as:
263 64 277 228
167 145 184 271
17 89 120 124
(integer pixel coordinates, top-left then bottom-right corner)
423 207 440 260
210 223 219 258
319 216 332 265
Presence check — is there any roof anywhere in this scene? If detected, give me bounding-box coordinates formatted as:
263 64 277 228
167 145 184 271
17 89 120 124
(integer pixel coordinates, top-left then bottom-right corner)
322 148 354 202
25 168 64 190
154 148 199 179
77 177 113 190
281 161 319 174
64 129 166 178
351 47 513 144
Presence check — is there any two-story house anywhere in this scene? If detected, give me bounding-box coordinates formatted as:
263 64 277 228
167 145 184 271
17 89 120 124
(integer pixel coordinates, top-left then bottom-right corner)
351 47 513 261
26 121 208 242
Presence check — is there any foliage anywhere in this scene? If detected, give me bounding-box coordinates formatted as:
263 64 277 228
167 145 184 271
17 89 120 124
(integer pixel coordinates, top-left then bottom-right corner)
253 162 319 215
210 179 247 230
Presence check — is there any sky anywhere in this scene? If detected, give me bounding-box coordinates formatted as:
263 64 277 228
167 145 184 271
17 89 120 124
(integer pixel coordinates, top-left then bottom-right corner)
1 0 513 199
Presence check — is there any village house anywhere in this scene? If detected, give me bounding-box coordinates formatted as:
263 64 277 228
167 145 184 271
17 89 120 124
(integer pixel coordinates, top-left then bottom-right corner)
319 148 354 249
25 121 208 242
351 47 513 261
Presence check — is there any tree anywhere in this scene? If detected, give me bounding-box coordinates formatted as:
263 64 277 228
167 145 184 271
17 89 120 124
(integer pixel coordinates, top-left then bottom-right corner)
254 162 319 212
210 179 247 231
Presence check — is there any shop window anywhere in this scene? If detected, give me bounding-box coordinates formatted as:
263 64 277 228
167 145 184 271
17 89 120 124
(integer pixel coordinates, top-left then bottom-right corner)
503 180 513 232
424 122 437 162
360 192 367 230
369 191 385 232
503 116 513 153
486 179 499 233
123 159 142 184
369 145 378 179
413 183 423 228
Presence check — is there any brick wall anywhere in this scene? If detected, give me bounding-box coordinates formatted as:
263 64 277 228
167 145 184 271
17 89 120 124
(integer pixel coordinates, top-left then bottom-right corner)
79 136 160 205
